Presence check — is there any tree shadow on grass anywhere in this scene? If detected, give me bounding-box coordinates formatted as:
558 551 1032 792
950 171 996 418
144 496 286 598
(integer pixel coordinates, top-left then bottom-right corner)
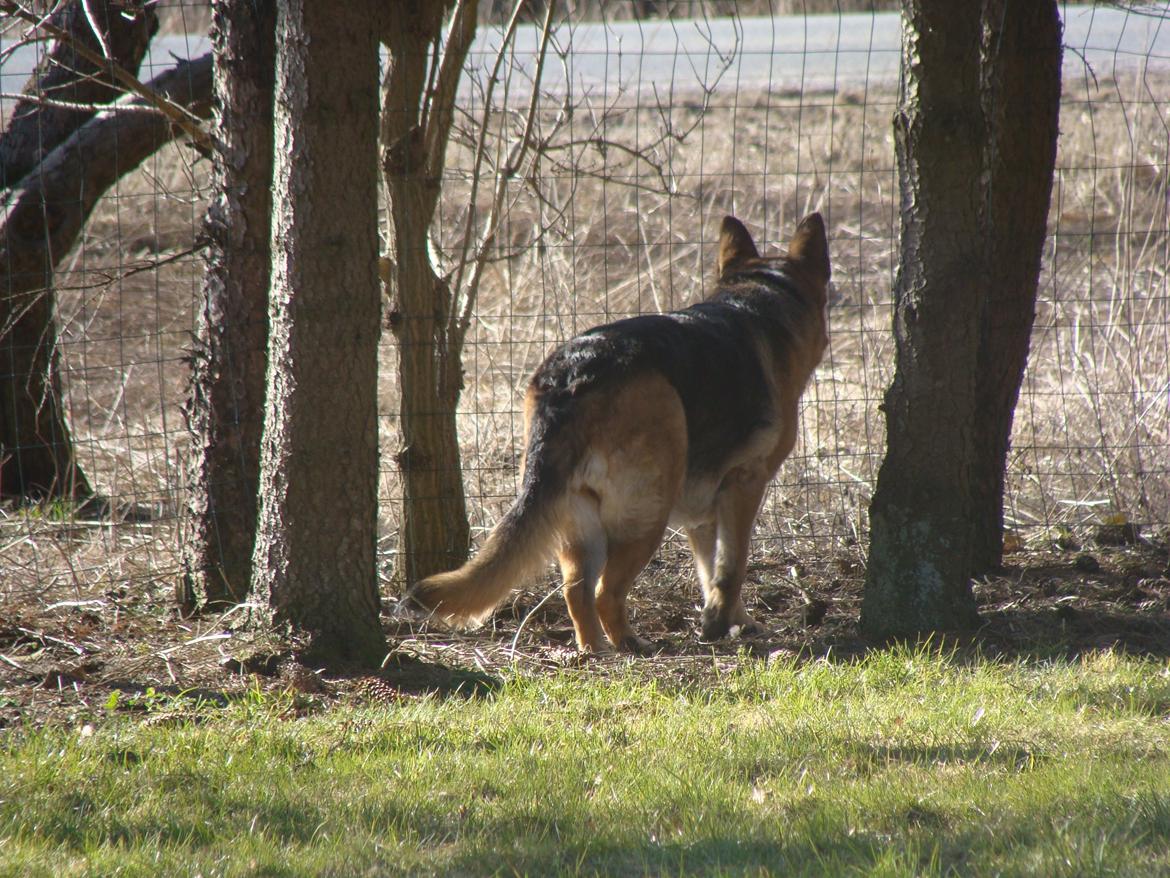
436 822 941 877
376 649 502 698
687 538 1170 667
431 782 1169 878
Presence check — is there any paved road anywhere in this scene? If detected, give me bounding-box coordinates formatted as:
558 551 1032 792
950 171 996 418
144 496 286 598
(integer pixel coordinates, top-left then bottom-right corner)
474 4 1169 97
2 5 1167 105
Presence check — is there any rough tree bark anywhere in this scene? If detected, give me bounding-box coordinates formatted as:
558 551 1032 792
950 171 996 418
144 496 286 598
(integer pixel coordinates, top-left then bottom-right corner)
0 0 158 188
180 0 276 613
861 1 989 637
0 55 212 501
0 0 158 502
970 0 1063 575
862 0 1062 637
382 0 474 585
250 0 388 667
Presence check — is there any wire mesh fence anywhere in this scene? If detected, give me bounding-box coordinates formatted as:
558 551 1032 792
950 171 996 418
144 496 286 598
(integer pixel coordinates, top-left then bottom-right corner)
1 1 1167 600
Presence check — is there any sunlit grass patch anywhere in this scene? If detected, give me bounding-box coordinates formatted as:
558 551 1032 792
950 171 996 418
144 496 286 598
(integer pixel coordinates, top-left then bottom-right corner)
3 647 1170 876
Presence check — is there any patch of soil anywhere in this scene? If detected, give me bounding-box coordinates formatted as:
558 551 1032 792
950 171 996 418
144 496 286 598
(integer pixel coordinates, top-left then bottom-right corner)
1 534 1167 730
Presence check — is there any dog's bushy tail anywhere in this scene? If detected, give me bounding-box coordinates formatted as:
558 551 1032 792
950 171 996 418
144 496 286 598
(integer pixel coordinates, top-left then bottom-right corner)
406 471 559 626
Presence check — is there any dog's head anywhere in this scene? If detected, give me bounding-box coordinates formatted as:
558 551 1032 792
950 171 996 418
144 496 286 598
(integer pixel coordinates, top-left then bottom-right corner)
717 212 832 356
717 212 831 291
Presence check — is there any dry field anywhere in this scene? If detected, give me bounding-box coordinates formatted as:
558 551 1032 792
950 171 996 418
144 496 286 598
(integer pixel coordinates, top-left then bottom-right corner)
149 0 908 34
1 51 1168 720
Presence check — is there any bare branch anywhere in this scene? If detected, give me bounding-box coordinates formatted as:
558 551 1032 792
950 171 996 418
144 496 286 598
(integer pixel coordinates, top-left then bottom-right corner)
422 0 480 184
53 242 208 293
0 11 46 64
540 135 677 193
445 0 531 287
1 1 159 187
0 0 209 149
451 0 559 354
0 92 168 114
80 0 111 60
0 52 213 301
418 28 442 143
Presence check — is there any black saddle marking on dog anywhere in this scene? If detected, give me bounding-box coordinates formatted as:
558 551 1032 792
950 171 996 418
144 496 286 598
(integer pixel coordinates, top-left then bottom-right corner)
527 271 811 478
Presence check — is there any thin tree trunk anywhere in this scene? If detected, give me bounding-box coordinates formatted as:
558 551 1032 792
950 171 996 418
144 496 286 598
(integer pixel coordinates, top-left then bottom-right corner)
861 0 985 637
0 0 158 189
0 55 212 503
250 0 387 668
382 0 473 585
969 0 1062 575
180 0 276 613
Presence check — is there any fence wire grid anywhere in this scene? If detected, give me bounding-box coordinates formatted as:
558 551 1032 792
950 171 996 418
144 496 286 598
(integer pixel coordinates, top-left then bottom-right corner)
1 1 1168 599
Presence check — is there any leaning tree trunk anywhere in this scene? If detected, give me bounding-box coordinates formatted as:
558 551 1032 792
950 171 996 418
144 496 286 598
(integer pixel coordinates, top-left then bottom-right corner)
249 0 387 668
0 56 212 502
0 0 158 188
180 0 276 613
382 0 473 585
0 0 158 502
969 0 1062 576
861 0 986 637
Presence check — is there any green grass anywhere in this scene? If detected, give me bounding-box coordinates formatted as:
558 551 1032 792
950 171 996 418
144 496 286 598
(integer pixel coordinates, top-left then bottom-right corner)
4 648 1170 876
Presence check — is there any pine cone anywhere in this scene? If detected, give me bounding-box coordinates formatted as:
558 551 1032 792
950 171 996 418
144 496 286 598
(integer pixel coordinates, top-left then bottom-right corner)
355 676 401 704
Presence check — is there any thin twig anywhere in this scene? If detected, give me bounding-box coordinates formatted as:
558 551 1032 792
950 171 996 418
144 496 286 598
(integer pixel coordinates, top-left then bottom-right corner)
509 581 562 660
0 91 167 114
17 627 84 655
79 0 112 60
0 653 29 672
8 242 206 301
57 242 208 292
0 20 43 64
157 631 233 658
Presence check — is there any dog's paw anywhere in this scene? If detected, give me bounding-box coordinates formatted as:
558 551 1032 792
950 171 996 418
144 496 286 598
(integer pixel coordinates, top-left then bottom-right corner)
577 641 616 658
731 619 771 640
700 608 771 643
699 608 732 643
617 634 660 656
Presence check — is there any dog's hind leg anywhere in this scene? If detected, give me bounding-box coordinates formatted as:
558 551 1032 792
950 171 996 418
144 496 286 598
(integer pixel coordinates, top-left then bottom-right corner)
699 471 770 642
597 530 666 654
557 493 609 654
686 522 717 601
559 545 607 653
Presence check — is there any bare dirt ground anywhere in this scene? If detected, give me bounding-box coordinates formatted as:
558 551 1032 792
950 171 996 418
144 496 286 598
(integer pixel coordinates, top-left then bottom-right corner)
2 526 1167 730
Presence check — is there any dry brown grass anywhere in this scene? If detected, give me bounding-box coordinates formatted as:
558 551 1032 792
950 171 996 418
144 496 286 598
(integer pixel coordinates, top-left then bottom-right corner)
1 55 1166 625
431 70 1169 569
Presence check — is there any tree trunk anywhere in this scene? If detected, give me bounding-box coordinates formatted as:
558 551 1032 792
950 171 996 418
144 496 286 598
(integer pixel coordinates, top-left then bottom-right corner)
969 0 1062 575
0 0 159 503
250 0 387 668
861 1 986 637
862 0 1063 637
180 0 276 613
382 0 473 585
0 56 212 503
0 0 158 189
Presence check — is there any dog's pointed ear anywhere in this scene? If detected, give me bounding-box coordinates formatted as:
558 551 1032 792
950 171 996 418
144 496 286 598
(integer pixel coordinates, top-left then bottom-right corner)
787 213 831 283
718 216 760 275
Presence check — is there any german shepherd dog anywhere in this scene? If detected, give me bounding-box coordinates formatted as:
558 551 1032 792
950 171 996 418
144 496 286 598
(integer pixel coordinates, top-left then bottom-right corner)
408 212 830 653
